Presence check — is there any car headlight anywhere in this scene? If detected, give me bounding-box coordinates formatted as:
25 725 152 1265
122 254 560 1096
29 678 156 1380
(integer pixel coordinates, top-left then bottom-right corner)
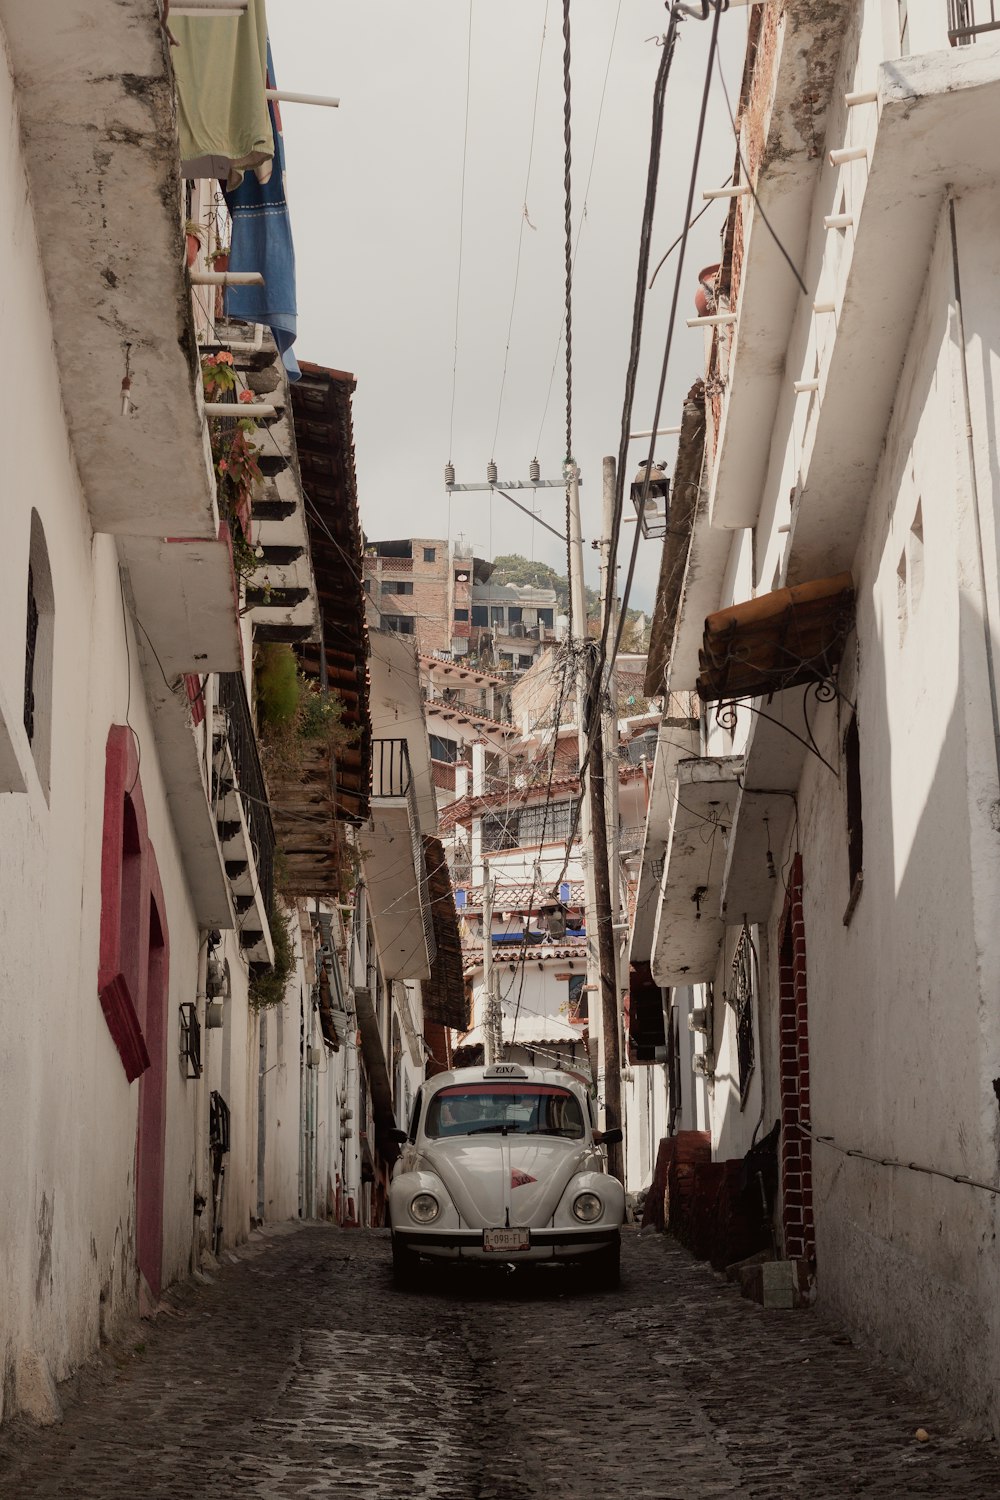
573 1191 603 1223
410 1192 440 1224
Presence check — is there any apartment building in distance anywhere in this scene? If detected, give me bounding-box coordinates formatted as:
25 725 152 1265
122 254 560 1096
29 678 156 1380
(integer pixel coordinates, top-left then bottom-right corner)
363 538 559 679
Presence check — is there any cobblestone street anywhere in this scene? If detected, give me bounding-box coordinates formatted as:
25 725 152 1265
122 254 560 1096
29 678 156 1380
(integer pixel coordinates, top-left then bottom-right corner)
1 1225 997 1499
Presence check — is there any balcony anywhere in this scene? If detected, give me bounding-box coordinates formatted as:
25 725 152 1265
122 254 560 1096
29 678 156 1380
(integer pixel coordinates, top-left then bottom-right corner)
214 672 275 964
366 739 436 980
649 757 743 987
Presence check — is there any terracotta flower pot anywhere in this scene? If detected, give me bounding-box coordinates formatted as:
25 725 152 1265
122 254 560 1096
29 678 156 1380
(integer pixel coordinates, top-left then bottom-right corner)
694 263 721 317
186 232 201 268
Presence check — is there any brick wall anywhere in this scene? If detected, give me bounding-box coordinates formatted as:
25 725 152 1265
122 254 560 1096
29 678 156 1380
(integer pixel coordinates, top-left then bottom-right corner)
777 853 815 1262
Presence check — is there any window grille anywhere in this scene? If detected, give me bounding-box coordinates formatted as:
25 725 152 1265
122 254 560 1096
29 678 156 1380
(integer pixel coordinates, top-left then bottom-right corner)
727 925 756 1104
482 813 518 852
517 799 574 847
179 1002 203 1079
209 1090 231 1154
24 563 38 743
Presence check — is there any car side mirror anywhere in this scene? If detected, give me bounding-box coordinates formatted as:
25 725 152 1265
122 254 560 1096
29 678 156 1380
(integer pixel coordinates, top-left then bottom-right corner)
599 1127 623 1145
389 1128 409 1145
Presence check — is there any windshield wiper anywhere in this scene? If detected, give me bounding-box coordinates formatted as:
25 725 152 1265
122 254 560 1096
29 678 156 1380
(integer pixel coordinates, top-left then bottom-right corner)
466 1123 521 1135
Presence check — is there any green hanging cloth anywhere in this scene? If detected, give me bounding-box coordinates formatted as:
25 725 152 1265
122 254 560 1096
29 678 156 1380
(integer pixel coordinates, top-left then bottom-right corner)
171 0 273 190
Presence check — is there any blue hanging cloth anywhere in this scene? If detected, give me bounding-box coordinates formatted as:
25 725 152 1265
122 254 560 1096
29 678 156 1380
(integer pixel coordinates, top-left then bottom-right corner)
224 40 300 380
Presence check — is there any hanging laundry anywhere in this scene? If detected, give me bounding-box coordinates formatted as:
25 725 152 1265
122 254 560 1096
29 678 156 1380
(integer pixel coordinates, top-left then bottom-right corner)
224 41 299 380
171 0 273 190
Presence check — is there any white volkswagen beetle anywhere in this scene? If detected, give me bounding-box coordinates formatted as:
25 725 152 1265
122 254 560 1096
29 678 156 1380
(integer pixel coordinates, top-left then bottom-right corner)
388 1062 625 1290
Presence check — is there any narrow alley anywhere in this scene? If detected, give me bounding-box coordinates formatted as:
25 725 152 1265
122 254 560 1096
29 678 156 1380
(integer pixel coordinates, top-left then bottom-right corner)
1 1226 997 1500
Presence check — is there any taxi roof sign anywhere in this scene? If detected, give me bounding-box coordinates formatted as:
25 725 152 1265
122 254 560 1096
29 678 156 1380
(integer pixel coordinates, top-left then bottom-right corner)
483 1063 528 1079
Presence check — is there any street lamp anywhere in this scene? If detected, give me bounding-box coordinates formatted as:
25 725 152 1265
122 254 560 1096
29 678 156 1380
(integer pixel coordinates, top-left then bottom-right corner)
630 460 670 540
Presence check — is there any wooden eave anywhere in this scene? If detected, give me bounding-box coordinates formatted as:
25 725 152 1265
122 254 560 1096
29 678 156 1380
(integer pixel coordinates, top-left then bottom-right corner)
697 573 855 704
290 363 372 822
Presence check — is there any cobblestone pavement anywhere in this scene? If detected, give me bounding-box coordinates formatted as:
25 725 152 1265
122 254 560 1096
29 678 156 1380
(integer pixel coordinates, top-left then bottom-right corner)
1 1224 998 1498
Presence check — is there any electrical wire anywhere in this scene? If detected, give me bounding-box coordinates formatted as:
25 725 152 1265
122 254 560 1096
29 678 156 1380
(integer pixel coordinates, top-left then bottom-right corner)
534 0 622 457
491 0 551 462
447 0 474 467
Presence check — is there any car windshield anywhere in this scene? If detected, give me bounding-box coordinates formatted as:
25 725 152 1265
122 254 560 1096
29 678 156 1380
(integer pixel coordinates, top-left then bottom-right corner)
424 1083 585 1140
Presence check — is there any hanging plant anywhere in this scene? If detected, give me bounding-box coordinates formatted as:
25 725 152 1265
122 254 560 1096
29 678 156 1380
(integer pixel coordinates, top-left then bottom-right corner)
202 354 264 553
249 900 295 1010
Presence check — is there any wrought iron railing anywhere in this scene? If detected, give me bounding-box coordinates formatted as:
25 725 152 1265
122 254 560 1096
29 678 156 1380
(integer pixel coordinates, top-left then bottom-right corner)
618 824 646 856
24 564 38 743
948 0 999 42
371 739 437 967
727 925 757 1104
216 672 275 915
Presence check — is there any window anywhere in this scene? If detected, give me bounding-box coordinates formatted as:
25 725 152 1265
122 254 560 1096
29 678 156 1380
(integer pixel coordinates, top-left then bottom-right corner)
429 734 459 763
844 712 863 912
423 547 436 563
385 615 415 635
382 580 413 596
23 511 55 795
518 654 533 669
567 974 588 1024
538 608 554 628
425 1083 584 1139
518 799 574 847
491 606 505 627
471 605 489 627
453 608 469 622
507 606 523 625
481 814 518 852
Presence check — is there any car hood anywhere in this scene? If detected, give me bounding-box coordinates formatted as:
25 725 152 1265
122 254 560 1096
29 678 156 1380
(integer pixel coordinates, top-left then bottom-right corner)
421 1136 597 1227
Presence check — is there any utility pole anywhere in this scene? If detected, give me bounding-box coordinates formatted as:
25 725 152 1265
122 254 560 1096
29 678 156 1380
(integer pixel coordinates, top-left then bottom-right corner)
583 455 623 1183
482 867 500 1064
598 455 626 1184
565 461 601 1116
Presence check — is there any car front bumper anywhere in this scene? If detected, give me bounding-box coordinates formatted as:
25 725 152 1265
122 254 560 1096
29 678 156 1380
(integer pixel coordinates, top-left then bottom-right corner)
393 1227 620 1262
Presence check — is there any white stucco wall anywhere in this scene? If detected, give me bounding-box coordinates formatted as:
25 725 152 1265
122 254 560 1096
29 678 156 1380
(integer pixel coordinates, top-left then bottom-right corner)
700 189 1000 1432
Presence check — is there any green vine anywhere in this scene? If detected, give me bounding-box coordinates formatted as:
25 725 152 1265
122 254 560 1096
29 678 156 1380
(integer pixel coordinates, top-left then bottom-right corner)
249 900 295 1009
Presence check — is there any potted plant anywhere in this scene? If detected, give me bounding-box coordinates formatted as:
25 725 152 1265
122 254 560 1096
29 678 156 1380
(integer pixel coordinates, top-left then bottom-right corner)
185 219 204 268
208 243 231 316
695 263 721 317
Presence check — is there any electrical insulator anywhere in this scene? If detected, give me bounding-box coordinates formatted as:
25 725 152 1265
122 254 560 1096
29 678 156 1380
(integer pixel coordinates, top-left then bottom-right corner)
486 460 498 484
528 457 540 483
444 461 455 486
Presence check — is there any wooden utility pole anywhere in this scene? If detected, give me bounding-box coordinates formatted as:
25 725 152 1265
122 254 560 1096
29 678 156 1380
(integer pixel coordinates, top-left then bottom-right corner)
588 700 624 1183
482 869 501 1064
590 456 620 1182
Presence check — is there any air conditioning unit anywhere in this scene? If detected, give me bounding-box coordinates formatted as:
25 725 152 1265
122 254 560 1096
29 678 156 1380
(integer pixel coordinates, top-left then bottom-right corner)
692 1052 714 1078
688 1007 709 1034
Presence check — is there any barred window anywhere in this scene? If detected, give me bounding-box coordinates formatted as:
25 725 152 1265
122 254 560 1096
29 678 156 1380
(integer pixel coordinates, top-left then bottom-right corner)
517 799 574 847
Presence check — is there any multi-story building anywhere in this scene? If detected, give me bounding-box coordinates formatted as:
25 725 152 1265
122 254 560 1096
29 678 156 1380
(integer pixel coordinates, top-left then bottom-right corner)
363 537 488 658
636 0 1000 1436
0 3 464 1428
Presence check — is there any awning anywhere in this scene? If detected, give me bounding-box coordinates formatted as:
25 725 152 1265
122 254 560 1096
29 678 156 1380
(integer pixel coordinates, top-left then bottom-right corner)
697 573 854 704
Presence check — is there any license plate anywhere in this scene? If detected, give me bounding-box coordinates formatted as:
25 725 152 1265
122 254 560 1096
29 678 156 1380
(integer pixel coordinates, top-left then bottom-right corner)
483 1227 531 1253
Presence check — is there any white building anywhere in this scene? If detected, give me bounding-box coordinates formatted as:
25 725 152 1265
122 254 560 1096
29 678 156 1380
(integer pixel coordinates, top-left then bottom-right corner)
640 0 1000 1435
0 2 460 1428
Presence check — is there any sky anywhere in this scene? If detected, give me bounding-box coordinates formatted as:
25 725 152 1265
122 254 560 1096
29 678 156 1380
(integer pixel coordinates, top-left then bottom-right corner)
267 1 750 614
